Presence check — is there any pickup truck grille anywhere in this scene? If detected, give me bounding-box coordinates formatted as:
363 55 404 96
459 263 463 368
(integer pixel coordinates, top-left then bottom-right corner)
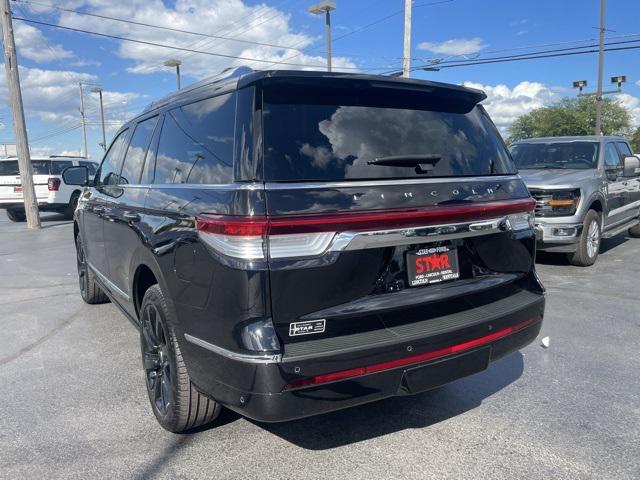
527 189 552 216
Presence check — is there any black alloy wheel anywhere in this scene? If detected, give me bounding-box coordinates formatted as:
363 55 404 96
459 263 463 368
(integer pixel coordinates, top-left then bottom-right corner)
141 303 173 417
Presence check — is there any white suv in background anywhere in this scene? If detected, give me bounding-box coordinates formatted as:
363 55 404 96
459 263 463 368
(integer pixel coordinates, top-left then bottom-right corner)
0 156 98 222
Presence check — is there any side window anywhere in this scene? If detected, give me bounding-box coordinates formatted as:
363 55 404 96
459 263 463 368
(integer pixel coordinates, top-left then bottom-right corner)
79 161 98 176
154 93 235 184
119 116 158 185
51 160 73 175
604 143 622 171
96 129 129 187
615 142 633 159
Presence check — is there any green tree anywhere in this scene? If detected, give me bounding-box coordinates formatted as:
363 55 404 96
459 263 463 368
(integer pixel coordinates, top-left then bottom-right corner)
507 97 631 143
630 126 640 152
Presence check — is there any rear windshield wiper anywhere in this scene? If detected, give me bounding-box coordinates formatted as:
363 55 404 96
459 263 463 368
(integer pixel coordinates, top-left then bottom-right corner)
367 154 441 174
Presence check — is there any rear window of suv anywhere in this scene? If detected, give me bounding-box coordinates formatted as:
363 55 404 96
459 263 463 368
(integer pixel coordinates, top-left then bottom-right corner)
0 160 50 175
262 82 515 182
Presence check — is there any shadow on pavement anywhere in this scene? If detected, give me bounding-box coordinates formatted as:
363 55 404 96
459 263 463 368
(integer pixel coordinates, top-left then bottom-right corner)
535 234 629 265
256 352 524 450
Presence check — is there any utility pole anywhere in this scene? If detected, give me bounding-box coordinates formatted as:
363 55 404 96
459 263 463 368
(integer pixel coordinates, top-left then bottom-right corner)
1 0 40 228
309 1 336 72
91 86 106 151
595 0 606 135
402 0 412 77
78 82 88 157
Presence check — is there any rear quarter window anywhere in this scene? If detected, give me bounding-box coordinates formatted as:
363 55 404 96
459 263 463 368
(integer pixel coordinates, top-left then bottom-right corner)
153 93 235 184
51 161 73 175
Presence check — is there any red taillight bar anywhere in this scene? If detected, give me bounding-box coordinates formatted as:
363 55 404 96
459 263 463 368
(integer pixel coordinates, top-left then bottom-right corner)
197 198 536 236
285 316 540 391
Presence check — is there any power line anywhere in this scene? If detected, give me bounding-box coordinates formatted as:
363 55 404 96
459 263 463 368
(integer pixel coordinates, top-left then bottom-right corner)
13 16 391 70
11 0 307 52
403 42 640 73
260 0 453 71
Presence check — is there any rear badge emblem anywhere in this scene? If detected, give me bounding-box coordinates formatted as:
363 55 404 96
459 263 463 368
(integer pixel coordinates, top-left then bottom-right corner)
289 319 326 336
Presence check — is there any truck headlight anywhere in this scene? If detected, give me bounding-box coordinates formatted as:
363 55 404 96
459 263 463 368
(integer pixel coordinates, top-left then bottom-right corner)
537 189 581 217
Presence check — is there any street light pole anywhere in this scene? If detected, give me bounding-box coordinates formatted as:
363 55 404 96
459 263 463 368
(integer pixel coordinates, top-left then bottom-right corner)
595 0 606 135
91 87 106 152
1 0 40 228
78 82 88 158
402 0 412 78
164 59 182 90
309 1 336 72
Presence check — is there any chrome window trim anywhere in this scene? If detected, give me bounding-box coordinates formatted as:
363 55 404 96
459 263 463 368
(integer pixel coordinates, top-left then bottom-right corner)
264 175 520 190
184 333 282 363
117 183 264 191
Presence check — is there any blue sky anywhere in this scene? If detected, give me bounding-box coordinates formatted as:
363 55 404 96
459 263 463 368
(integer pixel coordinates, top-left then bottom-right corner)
1 0 640 159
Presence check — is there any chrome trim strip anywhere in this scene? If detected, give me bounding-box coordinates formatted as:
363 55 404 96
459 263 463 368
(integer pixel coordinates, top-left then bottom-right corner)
608 199 640 216
87 262 130 301
184 334 282 363
264 175 520 190
118 183 264 191
331 217 508 252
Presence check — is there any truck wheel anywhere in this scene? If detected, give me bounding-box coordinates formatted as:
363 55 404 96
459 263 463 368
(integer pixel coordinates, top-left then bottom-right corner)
6 208 26 222
140 284 221 433
64 192 80 220
75 234 110 304
568 210 601 267
629 224 640 238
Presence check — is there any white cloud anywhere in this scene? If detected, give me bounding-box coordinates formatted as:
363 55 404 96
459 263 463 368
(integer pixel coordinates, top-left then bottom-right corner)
636 80 640 87
14 22 74 64
614 93 640 127
463 81 558 132
0 64 142 130
54 0 356 79
417 38 486 56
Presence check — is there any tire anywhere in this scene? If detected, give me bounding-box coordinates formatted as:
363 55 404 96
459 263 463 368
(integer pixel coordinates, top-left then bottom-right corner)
568 210 601 267
75 234 110 304
140 284 221 433
65 192 80 220
629 223 640 238
6 208 26 222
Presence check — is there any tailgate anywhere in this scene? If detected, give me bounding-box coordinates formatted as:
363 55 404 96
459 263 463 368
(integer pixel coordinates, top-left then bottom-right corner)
265 179 536 344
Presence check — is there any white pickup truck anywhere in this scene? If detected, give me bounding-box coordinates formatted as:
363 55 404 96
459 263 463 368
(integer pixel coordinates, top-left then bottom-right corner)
0 156 98 222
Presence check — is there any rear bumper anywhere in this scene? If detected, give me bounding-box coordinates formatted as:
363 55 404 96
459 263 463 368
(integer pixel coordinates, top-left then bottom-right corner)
182 290 545 423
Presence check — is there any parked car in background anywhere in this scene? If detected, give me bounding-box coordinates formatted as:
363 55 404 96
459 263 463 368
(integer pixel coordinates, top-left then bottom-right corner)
0 156 98 222
510 136 640 266
64 69 545 433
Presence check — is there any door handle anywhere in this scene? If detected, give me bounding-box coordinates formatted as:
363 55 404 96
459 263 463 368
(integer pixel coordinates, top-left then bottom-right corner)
93 206 105 214
123 211 141 222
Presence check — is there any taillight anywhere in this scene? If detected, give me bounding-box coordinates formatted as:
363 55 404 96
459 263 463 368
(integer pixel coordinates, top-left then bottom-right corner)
47 177 61 191
196 198 536 260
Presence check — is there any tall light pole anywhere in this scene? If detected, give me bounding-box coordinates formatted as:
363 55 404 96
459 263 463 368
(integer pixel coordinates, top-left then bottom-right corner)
595 0 606 135
309 1 336 72
164 59 182 90
402 0 412 77
78 82 88 158
91 86 106 152
1 0 40 228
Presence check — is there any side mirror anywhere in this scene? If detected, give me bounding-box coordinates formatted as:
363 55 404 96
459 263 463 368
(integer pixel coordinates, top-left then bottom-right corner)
62 165 90 186
623 156 640 177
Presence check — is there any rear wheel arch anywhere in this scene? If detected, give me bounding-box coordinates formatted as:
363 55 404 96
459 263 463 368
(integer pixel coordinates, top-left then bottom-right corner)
133 264 159 319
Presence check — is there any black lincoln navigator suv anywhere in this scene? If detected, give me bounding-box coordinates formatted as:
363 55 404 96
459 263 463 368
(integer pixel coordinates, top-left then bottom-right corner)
64 69 545 433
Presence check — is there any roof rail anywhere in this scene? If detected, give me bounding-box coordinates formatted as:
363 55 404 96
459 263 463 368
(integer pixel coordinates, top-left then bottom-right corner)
142 66 254 113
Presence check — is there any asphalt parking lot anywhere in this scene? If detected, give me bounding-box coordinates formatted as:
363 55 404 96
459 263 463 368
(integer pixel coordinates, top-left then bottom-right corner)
0 212 638 480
